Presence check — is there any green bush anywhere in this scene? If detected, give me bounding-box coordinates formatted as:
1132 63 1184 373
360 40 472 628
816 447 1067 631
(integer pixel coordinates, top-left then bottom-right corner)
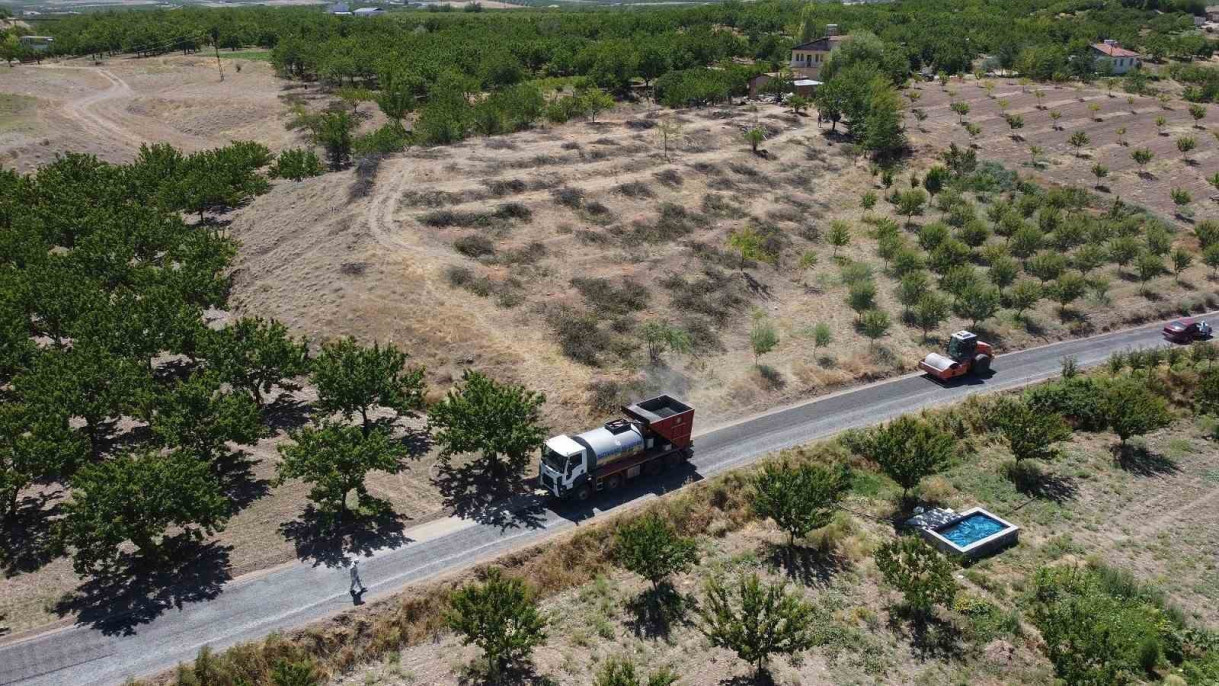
269 148 325 181
1024 376 1108 432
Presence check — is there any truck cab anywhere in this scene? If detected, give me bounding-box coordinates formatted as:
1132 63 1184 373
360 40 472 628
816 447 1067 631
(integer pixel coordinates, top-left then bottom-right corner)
539 435 589 499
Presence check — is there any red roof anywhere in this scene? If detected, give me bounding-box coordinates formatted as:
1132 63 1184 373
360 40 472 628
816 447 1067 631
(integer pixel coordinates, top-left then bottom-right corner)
1092 42 1140 58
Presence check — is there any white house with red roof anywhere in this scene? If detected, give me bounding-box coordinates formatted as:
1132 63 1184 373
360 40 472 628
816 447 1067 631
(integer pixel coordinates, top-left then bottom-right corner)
1091 39 1140 74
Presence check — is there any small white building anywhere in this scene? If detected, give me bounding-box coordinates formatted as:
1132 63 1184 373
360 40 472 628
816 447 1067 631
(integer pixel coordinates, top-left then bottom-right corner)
1091 39 1140 75
353 6 385 15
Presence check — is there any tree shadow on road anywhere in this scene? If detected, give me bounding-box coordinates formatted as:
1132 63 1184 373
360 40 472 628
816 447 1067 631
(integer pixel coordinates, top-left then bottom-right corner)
624 583 691 640
0 491 65 576
55 537 232 636
433 461 547 531
1113 443 1181 477
279 502 411 569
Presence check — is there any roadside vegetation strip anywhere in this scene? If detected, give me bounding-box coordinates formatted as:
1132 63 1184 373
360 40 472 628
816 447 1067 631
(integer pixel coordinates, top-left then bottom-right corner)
159 343 1219 685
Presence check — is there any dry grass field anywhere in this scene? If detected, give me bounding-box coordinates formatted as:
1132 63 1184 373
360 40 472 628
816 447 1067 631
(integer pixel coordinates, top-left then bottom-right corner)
330 415 1219 686
0 53 302 171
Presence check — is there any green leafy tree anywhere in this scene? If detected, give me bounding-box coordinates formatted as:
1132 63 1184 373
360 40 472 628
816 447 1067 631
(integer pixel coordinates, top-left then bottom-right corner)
640 320 691 365
727 225 775 271
312 110 355 170
896 271 931 316
375 70 422 127
16 344 152 457
428 369 547 477
953 284 1001 328
994 396 1071 463
1068 130 1090 156
1177 136 1197 162
847 280 877 318
614 513 698 589
1171 247 1193 283
312 337 426 435
269 148 325 181
1135 252 1164 295
62 450 229 574
580 89 615 123
1048 272 1088 313
697 573 816 677
752 461 851 546
1009 279 1043 318
1090 163 1108 190
874 536 956 616
896 188 927 227
988 255 1019 293
813 322 832 351
950 101 970 123
912 292 950 341
1074 244 1107 275
1109 236 1141 270
447 568 548 681
750 316 780 366
276 420 406 522
1130 147 1154 173
0 402 85 525
821 220 850 258
1189 102 1207 127
859 308 892 349
868 416 954 500
150 371 261 467
1203 243 1219 276
744 127 765 154
1101 378 1172 445
1030 565 1168 686
203 317 310 408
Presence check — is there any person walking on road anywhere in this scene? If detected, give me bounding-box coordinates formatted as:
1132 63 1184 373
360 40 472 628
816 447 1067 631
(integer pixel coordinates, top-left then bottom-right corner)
349 560 367 603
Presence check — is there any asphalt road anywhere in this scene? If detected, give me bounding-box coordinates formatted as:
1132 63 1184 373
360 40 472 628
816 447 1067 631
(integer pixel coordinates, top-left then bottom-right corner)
0 318 1193 686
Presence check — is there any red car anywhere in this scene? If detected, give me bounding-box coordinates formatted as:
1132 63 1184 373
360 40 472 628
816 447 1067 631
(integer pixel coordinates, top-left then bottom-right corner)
1163 318 1213 343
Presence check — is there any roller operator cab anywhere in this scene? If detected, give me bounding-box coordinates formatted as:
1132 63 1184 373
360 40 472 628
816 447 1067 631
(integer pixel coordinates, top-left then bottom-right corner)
918 330 994 381
539 395 694 501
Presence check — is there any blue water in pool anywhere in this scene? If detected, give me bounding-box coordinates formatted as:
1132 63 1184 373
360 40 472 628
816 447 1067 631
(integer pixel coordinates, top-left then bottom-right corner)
938 513 1005 547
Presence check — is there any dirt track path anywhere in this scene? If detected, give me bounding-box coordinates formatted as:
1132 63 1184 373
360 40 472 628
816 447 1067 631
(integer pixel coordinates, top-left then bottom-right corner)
38 65 145 152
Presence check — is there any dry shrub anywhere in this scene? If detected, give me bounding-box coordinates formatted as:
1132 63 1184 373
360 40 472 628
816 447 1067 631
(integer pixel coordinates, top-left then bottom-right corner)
766 207 803 224
726 162 760 178
624 119 656 130
574 229 612 245
570 277 650 314
661 268 745 324
560 141 581 151
653 169 682 187
701 193 747 219
631 203 709 243
348 154 383 200
494 241 547 265
484 138 517 150
454 234 495 258
613 181 654 199
551 186 584 209
582 200 614 223
546 305 617 366
483 178 528 197
586 377 646 413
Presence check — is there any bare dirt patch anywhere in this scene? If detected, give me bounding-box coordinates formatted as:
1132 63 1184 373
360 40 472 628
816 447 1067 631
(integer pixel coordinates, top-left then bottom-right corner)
0 53 299 171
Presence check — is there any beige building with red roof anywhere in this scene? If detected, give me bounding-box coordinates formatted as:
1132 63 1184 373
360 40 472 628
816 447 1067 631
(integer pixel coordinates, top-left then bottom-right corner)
1091 39 1141 74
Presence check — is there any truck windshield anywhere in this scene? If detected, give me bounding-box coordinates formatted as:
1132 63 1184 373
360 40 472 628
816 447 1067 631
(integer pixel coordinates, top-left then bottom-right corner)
543 448 569 472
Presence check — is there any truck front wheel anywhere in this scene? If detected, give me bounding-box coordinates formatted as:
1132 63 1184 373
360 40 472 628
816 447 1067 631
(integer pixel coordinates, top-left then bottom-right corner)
575 484 592 502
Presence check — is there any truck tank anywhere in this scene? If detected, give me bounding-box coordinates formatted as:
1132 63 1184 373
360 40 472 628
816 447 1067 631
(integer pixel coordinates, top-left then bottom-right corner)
573 420 647 472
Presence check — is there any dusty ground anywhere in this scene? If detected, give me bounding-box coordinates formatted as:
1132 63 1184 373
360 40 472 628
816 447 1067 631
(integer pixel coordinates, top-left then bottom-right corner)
0 52 300 171
331 415 1219 686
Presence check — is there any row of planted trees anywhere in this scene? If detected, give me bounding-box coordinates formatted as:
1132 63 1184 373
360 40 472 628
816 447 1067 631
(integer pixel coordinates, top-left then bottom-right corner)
0 140 555 580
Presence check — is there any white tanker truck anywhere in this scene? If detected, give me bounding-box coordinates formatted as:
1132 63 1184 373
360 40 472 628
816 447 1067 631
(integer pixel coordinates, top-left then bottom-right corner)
538 395 694 501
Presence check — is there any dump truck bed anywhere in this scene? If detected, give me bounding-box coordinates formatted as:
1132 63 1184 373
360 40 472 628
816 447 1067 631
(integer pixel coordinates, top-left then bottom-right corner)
622 395 694 449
